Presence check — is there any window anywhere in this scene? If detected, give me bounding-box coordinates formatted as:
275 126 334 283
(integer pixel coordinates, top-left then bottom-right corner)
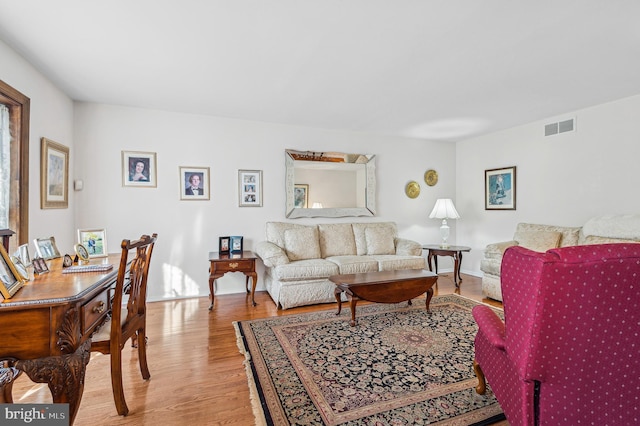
0 79 30 251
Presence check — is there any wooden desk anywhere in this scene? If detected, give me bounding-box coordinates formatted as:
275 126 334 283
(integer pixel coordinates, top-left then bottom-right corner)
208 251 258 310
0 255 121 425
422 245 471 287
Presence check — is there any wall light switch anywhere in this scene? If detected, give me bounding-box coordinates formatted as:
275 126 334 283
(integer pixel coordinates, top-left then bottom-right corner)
74 179 84 191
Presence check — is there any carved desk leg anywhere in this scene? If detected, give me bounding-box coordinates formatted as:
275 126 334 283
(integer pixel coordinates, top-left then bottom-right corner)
0 362 20 403
15 339 91 425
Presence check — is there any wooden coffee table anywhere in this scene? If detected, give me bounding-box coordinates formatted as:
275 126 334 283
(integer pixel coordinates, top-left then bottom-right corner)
330 269 438 326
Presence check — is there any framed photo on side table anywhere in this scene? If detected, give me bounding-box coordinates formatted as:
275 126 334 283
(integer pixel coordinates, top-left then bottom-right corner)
77 229 108 258
219 236 230 254
32 257 50 276
485 166 516 210
180 166 210 200
122 151 157 187
230 236 243 253
40 137 69 209
238 170 263 207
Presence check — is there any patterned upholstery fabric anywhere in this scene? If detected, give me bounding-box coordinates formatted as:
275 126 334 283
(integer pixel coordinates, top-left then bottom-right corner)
473 244 640 425
256 221 426 309
480 215 640 301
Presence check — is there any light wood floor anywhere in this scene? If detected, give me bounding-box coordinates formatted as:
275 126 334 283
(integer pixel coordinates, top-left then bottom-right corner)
11 272 505 425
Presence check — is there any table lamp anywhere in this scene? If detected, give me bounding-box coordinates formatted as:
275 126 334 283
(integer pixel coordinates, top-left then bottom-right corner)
429 198 460 248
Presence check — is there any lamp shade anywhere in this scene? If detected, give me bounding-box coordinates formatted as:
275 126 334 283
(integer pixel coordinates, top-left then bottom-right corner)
429 199 460 219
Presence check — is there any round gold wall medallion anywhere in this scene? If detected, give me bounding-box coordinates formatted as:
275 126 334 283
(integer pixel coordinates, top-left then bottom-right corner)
424 169 438 186
405 181 421 198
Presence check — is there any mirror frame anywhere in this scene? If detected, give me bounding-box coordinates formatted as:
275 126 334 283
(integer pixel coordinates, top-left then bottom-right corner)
285 150 376 218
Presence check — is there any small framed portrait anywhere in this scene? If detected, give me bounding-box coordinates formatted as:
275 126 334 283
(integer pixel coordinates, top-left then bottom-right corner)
77 228 108 258
238 170 263 207
32 257 49 275
40 137 69 209
230 236 243 253
15 243 31 267
122 151 157 187
0 245 25 298
294 184 308 208
10 256 29 280
33 236 61 260
485 166 517 210
74 243 90 262
219 236 231 254
180 166 210 200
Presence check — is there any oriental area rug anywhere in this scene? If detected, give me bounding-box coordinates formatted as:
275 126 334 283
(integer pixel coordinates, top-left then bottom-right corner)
234 294 506 425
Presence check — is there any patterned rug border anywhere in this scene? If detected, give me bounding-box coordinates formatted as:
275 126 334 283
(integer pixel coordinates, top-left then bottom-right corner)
234 294 505 425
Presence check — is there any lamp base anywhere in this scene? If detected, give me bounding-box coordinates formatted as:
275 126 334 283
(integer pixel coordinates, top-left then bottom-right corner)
439 220 450 249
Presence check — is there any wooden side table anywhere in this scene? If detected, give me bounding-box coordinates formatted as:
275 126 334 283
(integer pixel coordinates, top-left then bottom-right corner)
422 245 471 287
208 251 258 310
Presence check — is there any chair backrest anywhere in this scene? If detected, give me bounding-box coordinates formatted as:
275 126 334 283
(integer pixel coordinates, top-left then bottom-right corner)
111 233 157 343
501 244 640 422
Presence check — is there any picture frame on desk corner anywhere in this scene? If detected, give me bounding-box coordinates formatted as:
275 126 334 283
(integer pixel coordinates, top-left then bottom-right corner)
0 244 26 298
32 257 49 276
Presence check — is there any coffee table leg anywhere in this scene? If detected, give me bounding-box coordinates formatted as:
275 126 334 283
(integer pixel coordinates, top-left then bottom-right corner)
349 296 357 327
335 287 343 315
425 288 434 312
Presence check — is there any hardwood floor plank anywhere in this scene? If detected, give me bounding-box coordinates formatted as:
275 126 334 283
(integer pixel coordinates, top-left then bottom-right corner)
10 272 506 425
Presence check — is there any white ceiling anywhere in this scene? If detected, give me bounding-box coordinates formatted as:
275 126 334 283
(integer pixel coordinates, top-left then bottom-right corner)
1 1 640 141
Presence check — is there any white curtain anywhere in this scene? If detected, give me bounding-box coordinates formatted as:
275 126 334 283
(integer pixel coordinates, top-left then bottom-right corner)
0 104 10 229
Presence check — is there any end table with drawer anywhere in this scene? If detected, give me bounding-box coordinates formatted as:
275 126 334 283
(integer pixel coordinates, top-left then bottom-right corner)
208 251 258 310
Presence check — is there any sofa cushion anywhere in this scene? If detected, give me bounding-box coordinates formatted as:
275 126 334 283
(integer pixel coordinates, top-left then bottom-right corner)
583 235 640 245
353 222 398 255
365 227 396 255
326 255 379 274
374 255 426 271
284 227 321 261
514 230 561 252
318 224 357 258
271 259 339 281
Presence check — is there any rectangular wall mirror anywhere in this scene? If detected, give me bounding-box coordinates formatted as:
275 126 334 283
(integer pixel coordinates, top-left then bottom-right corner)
285 149 376 218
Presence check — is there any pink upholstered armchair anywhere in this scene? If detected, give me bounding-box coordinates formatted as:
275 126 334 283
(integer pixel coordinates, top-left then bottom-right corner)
472 244 640 425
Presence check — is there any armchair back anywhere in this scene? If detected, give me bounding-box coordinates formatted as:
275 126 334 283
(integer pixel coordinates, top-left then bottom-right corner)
476 243 640 425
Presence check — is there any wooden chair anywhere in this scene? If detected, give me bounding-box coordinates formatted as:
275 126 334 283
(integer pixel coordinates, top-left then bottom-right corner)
91 233 157 416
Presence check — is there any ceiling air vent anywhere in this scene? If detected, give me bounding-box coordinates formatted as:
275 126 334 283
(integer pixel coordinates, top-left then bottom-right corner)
544 118 576 136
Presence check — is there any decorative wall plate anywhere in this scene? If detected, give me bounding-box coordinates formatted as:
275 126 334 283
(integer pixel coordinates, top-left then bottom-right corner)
424 169 438 186
405 181 421 199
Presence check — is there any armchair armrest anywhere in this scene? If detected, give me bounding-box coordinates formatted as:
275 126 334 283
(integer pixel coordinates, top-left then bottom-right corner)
484 240 518 260
472 305 506 350
255 241 290 268
395 238 422 256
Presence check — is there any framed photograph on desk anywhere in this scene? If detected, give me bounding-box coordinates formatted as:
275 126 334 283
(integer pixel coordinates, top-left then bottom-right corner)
77 229 108 258
0 245 25 298
34 236 61 260
32 257 50 276
219 236 230 254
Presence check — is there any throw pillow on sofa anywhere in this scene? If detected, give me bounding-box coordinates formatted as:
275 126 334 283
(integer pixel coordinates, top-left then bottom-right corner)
318 223 357 257
514 230 562 252
365 227 396 255
284 227 321 261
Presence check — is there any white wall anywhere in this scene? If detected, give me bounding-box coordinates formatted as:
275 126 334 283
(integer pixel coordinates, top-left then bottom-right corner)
456 94 640 276
73 103 457 301
0 39 76 252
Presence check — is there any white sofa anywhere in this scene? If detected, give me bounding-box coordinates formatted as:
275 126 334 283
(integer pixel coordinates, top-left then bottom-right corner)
255 222 426 309
480 214 640 301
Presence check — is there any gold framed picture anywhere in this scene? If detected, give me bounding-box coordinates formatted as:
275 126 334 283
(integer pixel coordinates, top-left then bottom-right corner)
40 137 69 209
74 243 90 262
0 244 25 299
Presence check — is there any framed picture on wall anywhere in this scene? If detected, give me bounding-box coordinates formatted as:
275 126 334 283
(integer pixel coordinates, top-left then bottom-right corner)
485 166 516 210
40 137 69 209
77 228 108 258
180 166 210 200
238 170 263 207
294 184 308 208
122 151 157 187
